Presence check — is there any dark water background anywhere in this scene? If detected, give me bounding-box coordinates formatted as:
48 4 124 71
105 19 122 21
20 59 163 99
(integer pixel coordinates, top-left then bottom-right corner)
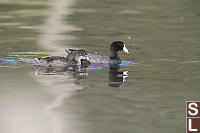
0 0 200 133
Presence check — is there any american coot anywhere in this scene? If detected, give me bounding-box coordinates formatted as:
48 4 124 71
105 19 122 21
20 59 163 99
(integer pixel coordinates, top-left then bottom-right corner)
65 41 129 64
34 50 90 67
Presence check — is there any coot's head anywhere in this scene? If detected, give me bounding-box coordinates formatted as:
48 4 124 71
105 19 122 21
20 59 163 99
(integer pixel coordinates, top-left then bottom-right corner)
80 59 90 68
110 41 129 54
74 49 90 65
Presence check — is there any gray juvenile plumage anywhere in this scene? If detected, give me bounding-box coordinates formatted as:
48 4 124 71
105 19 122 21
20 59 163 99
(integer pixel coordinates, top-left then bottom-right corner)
34 50 90 67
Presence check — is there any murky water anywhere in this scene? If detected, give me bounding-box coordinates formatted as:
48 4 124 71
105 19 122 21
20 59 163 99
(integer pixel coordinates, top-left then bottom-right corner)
0 0 200 133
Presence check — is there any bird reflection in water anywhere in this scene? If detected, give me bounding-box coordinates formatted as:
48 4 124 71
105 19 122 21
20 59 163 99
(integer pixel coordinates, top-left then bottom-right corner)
109 64 128 87
34 65 88 78
34 64 128 86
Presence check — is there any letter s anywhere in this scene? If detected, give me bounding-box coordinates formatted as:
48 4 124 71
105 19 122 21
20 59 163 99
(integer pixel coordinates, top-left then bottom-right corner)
188 103 198 116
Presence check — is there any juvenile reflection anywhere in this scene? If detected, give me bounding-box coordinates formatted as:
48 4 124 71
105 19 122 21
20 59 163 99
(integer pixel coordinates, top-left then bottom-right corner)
34 65 88 79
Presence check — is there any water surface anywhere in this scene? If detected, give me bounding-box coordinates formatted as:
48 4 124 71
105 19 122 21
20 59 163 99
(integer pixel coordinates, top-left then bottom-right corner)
0 0 200 133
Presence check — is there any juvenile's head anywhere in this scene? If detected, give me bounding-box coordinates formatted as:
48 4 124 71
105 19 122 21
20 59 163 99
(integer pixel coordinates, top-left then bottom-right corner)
73 50 90 65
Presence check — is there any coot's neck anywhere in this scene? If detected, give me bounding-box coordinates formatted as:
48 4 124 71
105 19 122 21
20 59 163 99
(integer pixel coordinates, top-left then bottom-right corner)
110 50 119 59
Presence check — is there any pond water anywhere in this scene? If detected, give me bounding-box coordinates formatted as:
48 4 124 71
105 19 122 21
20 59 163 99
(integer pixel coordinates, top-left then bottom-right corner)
0 0 200 133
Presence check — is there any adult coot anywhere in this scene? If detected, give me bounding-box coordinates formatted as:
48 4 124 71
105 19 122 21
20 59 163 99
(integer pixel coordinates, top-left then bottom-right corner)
65 41 129 64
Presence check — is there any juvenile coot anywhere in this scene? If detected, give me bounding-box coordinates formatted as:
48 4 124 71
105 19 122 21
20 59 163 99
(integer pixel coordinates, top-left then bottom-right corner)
34 50 90 67
65 41 129 64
